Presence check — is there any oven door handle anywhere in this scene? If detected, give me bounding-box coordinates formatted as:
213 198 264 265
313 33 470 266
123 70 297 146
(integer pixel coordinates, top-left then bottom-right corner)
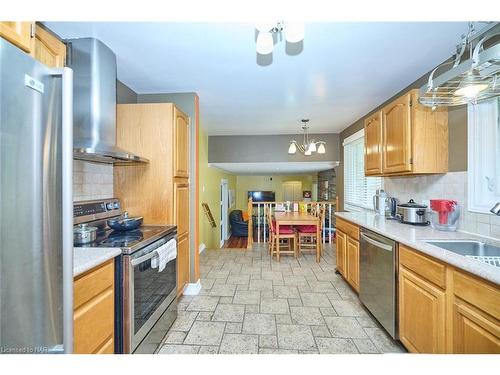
131 250 158 266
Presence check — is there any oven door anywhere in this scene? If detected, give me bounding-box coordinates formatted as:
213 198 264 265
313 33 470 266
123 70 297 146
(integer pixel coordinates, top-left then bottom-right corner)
124 237 177 352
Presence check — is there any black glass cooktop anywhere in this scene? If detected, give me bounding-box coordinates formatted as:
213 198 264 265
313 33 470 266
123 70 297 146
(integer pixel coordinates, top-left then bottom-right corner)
80 225 176 254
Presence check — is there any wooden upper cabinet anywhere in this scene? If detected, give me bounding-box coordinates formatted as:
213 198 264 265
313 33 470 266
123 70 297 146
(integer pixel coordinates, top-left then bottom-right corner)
364 111 383 175
173 107 190 178
382 92 412 174
0 22 33 52
365 89 448 177
30 24 66 68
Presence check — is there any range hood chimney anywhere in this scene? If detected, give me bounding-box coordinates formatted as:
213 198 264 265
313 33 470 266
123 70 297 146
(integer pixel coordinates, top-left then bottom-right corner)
67 38 148 164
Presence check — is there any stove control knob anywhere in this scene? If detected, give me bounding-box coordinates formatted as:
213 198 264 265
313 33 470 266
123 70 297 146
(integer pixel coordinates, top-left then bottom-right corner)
114 201 120 209
106 202 114 211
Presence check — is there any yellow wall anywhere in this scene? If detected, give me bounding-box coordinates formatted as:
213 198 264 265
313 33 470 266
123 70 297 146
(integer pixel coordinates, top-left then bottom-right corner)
235 175 313 210
199 127 237 249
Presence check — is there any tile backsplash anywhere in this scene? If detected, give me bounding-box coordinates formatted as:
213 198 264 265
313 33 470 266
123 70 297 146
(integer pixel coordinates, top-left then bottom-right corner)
383 171 500 240
73 160 114 202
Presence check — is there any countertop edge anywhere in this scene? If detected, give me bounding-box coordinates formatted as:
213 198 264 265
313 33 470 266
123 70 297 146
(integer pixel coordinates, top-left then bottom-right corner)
73 248 122 278
335 212 500 286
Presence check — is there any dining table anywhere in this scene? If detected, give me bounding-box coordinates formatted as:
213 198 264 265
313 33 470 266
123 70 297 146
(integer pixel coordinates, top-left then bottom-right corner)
274 211 321 262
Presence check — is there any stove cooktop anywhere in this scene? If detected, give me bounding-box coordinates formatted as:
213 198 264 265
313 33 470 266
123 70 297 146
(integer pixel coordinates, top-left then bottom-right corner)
79 225 177 254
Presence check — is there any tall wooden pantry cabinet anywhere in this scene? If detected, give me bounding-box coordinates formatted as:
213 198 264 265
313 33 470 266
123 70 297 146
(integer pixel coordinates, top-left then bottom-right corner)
114 103 190 295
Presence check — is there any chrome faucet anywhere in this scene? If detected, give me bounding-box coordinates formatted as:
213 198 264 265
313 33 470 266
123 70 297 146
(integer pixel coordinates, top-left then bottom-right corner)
491 202 500 215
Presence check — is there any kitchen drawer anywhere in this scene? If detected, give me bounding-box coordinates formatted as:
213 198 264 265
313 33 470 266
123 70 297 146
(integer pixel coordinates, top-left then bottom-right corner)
74 287 114 354
399 245 446 289
453 270 500 320
335 217 359 241
74 260 114 309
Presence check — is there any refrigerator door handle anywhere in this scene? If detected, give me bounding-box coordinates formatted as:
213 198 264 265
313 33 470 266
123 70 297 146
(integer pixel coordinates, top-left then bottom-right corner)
51 67 74 354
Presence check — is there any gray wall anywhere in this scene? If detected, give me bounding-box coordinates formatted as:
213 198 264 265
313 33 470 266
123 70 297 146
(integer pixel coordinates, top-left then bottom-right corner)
208 134 340 163
117 81 137 104
336 70 468 211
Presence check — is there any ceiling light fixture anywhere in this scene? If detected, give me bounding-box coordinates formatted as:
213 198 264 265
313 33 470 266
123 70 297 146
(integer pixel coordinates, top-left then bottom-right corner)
255 21 305 55
288 119 326 156
256 31 274 55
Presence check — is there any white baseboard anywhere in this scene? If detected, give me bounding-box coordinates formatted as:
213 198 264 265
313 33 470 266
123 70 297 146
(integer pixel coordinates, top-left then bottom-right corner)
199 243 206 254
183 279 202 296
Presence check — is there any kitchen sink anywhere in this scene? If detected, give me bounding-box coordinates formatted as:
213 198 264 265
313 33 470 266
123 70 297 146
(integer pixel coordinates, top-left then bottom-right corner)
424 240 500 267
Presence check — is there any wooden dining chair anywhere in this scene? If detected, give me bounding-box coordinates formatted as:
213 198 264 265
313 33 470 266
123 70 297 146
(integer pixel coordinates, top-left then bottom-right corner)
296 206 324 258
266 206 297 260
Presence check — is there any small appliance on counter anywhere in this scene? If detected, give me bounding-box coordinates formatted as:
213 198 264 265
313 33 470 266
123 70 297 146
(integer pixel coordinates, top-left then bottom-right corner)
430 199 460 231
373 190 398 218
373 189 388 215
387 197 398 219
396 199 430 226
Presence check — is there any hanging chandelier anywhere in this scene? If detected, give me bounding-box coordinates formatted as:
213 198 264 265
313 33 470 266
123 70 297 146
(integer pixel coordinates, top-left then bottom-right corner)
255 21 305 55
288 119 326 156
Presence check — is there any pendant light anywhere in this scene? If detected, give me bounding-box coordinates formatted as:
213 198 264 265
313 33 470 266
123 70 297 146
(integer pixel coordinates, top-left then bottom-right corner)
287 119 326 156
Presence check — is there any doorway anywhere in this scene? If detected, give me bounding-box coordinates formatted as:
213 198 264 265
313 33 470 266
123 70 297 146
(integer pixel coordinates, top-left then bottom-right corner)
282 181 303 201
220 179 230 248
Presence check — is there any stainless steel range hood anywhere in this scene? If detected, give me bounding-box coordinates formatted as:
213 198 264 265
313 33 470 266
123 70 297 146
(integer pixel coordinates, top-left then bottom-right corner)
66 38 148 164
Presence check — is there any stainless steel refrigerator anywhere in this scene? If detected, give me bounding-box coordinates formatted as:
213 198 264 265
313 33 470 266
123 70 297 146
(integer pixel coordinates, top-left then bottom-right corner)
0 38 73 353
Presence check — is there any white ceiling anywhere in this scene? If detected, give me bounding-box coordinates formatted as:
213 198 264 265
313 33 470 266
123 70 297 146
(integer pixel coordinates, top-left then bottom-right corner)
46 22 469 135
209 161 338 175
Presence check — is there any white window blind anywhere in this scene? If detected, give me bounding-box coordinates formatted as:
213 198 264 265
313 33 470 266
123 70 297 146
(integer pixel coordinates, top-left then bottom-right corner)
343 129 382 211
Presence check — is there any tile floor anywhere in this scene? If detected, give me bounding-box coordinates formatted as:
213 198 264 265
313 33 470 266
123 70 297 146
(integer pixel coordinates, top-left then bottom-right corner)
158 244 405 354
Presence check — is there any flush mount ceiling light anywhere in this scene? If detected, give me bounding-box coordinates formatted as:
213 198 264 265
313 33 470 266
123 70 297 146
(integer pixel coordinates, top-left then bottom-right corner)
288 119 326 156
255 21 305 55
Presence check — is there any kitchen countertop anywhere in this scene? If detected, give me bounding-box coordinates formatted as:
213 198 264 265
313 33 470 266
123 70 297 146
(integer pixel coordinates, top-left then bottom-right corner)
74 247 122 277
335 211 500 285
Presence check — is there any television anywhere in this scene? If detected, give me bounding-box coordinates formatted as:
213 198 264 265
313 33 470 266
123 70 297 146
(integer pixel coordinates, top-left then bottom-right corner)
248 191 275 202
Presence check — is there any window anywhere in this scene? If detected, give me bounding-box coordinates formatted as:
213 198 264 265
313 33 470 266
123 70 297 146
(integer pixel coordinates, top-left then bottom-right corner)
468 97 500 213
343 129 382 211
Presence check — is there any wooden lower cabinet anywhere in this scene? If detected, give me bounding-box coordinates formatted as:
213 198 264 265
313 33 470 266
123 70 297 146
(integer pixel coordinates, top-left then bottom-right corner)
399 266 446 353
177 234 189 295
73 260 115 354
335 230 347 276
335 227 359 292
346 237 360 292
453 300 500 353
452 269 500 353
398 245 500 354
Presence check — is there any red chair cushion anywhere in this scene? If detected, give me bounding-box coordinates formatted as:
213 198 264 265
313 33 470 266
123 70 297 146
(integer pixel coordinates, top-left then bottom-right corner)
277 225 294 234
296 225 317 233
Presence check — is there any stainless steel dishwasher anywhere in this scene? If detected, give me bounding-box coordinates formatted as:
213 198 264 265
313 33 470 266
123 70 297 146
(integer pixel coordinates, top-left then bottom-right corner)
359 228 398 339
